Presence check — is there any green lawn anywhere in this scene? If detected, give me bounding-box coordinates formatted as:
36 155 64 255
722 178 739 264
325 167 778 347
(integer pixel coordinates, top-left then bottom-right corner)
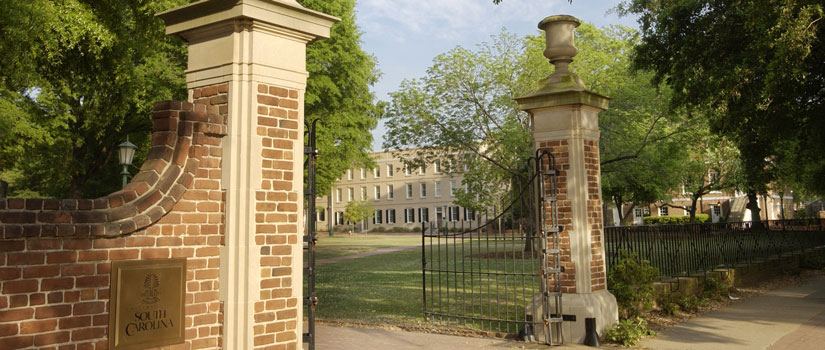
314 234 421 260
312 234 542 334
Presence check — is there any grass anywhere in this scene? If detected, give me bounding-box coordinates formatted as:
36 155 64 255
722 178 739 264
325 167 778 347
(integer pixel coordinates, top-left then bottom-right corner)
311 233 542 334
314 233 421 260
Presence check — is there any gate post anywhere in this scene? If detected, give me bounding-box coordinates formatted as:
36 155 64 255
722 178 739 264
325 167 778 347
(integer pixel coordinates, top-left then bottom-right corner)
158 2 337 349
515 15 618 343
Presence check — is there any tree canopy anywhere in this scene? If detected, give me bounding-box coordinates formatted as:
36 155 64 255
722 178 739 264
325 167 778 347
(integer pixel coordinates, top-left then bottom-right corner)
0 0 189 198
383 24 689 213
620 0 825 197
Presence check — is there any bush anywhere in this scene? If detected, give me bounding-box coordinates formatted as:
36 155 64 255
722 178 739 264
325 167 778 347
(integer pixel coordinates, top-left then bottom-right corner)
605 317 656 347
658 293 706 315
370 226 386 233
702 277 730 301
608 251 660 319
800 251 825 269
390 226 412 233
643 214 710 225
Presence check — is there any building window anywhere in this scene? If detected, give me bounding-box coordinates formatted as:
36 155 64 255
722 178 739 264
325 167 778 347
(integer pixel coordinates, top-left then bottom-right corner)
405 208 415 223
336 188 342 203
436 207 443 221
360 168 366 179
387 185 394 200
634 208 643 218
406 184 413 199
435 181 441 197
387 164 394 177
643 208 651 216
419 208 429 222
374 210 383 224
659 206 669 216
387 209 396 224
317 208 325 222
374 167 380 178
435 161 442 174
464 208 475 221
713 205 722 217
361 186 367 201
420 183 427 198
449 206 460 222
335 211 345 225
374 186 380 200
405 164 412 176
419 165 426 175
450 180 457 196
347 169 352 180
348 187 354 201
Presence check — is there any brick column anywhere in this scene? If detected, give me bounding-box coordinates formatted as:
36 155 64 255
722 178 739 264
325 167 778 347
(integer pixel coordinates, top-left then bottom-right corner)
515 15 617 343
158 1 337 349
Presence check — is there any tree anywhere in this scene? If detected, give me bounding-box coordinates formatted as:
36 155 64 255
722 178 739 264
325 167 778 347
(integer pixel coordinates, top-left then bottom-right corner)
620 1 825 218
663 130 741 221
383 25 689 226
0 0 189 198
343 200 374 232
299 0 381 196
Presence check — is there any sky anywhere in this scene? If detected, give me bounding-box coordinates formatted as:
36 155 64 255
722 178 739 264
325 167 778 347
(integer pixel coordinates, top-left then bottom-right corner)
352 0 640 150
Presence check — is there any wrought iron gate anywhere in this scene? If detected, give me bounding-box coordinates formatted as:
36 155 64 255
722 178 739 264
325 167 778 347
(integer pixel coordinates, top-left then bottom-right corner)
302 120 318 350
422 150 563 344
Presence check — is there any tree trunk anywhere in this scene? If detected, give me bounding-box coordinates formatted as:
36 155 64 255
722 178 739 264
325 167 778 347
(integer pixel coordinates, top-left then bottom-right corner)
746 189 762 224
0 180 7 198
689 196 699 221
69 175 85 199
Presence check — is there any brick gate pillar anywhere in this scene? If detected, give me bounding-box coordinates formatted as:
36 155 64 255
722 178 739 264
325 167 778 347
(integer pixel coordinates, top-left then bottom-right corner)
158 1 337 349
515 15 618 343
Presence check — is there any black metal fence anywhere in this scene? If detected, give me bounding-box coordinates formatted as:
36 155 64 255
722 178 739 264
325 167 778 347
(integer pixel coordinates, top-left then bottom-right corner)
605 219 825 280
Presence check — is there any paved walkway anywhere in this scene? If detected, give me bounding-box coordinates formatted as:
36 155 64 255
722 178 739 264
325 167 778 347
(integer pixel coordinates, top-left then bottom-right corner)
640 275 825 350
316 244 420 264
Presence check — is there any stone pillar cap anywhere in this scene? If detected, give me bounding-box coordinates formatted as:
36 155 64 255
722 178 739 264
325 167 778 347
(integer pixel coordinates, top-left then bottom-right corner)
157 0 339 42
538 15 581 29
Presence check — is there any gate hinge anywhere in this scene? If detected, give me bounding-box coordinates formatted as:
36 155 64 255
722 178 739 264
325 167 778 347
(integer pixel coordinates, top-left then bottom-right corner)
304 146 318 156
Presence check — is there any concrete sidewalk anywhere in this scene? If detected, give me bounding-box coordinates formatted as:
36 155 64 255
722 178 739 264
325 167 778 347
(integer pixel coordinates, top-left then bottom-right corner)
640 275 825 350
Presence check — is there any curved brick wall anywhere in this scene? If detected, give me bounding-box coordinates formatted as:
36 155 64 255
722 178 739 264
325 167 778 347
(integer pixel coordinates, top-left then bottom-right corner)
0 97 227 350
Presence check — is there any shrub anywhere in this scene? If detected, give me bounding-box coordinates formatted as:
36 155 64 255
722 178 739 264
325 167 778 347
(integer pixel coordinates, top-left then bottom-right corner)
390 227 412 233
608 251 660 319
658 293 705 315
643 214 710 225
605 317 656 347
702 277 730 301
800 251 825 269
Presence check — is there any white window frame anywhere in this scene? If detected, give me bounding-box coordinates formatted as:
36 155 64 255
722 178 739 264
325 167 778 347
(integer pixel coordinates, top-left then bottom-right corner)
360 168 366 179
450 180 456 197
420 183 427 198
387 185 394 200
336 188 342 203
348 187 354 201
434 161 442 174
374 185 380 200
387 164 394 177
347 169 352 180
374 210 383 224
406 184 413 199
405 164 412 176
436 207 443 221
634 208 643 218
405 208 415 223
419 207 429 222
374 167 380 178
434 181 441 197
659 206 669 216
361 186 367 201
387 209 396 224
419 165 426 175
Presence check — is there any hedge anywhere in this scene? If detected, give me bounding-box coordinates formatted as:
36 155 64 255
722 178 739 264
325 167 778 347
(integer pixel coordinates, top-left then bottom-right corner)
643 214 710 225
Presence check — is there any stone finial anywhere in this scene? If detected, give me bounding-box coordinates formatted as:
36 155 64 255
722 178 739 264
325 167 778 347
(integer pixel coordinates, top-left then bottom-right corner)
539 15 581 74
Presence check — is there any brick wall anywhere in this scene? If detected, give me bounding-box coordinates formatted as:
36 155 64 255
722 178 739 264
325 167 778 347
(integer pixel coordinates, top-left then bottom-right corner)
539 139 576 294
0 100 226 350
584 139 606 291
253 83 302 350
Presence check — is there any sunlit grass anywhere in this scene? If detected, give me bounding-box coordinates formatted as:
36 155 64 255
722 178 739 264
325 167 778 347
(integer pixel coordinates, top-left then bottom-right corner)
314 233 421 260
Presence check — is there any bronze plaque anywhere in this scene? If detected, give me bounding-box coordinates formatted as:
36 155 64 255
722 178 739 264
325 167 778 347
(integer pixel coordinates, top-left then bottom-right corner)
109 258 186 350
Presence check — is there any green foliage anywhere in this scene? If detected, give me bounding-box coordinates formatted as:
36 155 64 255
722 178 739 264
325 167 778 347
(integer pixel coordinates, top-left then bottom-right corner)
794 208 811 219
702 277 731 302
658 293 706 316
343 200 374 226
299 0 380 196
605 317 656 347
608 251 660 319
0 0 189 198
621 0 825 197
643 214 710 225
800 251 825 270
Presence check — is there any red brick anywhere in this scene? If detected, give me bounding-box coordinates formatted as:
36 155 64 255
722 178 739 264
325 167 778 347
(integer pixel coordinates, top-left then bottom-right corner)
29 293 45 306
0 308 34 322
9 295 27 308
78 250 108 262
71 327 105 341
41 277 74 291
0 335 33 349
34 331 70 346
23 265 61 278
109 249 139 260
0 323 18 337
61 264 95 276
141 248 170 259
75 276 108 289
3 279 38 294
27 239 63 250
8 252 45 265
47 251 77 264
59 316 91 329
20 319 57 334
0 240 25 252
35 305 72 319
73 301 104 316
0 267 22 280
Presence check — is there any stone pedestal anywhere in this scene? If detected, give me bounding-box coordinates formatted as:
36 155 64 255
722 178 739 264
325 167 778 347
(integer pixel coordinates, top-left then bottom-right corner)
516 15 618 344
158 1 337 349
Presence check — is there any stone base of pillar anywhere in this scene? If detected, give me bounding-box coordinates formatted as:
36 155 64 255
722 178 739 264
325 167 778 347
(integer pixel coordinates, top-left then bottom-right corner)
528 290 618 344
